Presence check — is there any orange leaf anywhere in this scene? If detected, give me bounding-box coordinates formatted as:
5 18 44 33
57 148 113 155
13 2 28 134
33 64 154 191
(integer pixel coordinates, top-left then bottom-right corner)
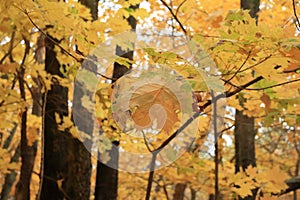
130 84 180 133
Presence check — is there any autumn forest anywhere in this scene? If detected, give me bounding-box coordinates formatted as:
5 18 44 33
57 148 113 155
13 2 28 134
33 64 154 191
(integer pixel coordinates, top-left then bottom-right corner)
0 0 300 199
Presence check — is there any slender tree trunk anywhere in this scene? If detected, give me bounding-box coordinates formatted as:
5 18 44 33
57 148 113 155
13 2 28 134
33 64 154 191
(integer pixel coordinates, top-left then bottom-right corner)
173 183 186 200
241 0 260 20
212 93 219 200
190 188 197 200
14 39 39 200
0 124 19 200
234 110 256 172
62 0 99 199
234 1 260 199
234 107 256 200
293 157 300 200
40 36 68 200
1 39 42 200
94 7 138 200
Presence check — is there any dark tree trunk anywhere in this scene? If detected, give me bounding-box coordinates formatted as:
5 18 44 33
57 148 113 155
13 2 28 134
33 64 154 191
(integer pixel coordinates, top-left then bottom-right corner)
94 141 119 200
40 36 68 200
241 0 260 20
173 183 186 200
235 0 260 199
190 188 197 200
234 110 256 173
79 0 98 20
14 39 38 200
234 109 256 200
62 0 99 199
234 1 260 199
94 9 138 200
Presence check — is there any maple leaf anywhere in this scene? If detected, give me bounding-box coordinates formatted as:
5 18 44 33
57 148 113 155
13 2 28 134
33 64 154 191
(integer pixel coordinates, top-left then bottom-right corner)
129 84 180 133
231 183 254 198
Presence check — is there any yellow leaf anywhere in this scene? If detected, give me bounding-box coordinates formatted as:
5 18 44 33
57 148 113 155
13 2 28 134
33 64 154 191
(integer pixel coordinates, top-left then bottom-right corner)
245 165 258 179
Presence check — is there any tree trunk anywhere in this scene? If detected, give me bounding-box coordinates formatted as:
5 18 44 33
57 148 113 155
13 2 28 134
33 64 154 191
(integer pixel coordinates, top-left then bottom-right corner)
94 141 119 200
94 7 138 200
173 183 186 200
235 0 260 197
62 0 99 199
190 188 197 200
234 1 260 199
241 0 260 20
0 124 19 200
234 110 256 173
40 36 68 200
234 109 256 200
14 39 38 200
79 0 98 20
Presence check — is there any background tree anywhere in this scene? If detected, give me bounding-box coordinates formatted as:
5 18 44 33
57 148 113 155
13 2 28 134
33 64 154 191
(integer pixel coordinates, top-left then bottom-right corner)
94 2 138 199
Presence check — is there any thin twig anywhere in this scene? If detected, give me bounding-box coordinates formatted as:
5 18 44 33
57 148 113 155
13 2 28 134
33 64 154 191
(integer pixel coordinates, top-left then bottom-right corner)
224 50 251 84
292 0 300 31
222 54 272 76
14 5 115 81
219 124 235 134
225 77 300 91
159 0 187 35
0 30 16 64
247 78 300 90
142 130 153 152
175 0 188 16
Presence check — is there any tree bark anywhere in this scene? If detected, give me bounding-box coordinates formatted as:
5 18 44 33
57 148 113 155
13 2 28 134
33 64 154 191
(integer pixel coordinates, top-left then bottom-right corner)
14 39 39 200
234 109 256 200
62 0 99 199
241 0 260 20
234 110 256 172
94 8 138 200
40 36 68 200
79 0 98 20
94 141 119 200
173 183 186 200
190 188 197 200
233 1 260 199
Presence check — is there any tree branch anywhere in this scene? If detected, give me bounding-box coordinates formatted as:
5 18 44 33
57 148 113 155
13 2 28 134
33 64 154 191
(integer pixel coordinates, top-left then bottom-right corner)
159 0 187 35
14 5 115 81
175 0 188 16
224 50 251 84
292 0 300 32
0 30 16 64
226 77 300 91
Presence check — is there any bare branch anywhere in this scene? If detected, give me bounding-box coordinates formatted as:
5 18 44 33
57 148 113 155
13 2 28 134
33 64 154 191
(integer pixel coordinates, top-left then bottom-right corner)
0 30 17 64
246 78 300 91
223 54 272 76
292 0 300 31
224 50 252 84
175 0 188 16
142 130 153 152
159 0 187 35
